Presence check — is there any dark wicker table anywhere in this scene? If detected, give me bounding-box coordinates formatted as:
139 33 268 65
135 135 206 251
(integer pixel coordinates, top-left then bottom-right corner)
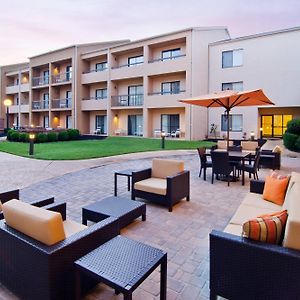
114 169 136 196
75 235 167 300
82 196 146 229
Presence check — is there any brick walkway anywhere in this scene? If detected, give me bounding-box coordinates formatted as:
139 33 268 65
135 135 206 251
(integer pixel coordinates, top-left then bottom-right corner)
0 151 299 300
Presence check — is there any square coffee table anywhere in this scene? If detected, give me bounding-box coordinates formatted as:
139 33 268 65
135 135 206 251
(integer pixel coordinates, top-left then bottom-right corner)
82 196 146 229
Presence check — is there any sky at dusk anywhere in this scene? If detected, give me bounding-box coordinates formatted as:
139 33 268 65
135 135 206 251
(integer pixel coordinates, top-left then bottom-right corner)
0 0 299 65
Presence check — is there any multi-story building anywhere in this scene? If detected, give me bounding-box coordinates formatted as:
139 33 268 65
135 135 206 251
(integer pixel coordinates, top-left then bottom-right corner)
1 26 300 140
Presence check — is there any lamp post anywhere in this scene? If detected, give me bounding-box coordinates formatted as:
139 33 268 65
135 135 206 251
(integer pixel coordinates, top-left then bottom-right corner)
29 134 35 155
250 131 255 141
3 99 12 130
161 131 166 149
259 127 263 140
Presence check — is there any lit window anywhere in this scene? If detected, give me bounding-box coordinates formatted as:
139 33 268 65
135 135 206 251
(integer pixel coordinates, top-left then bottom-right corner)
222 49 243 68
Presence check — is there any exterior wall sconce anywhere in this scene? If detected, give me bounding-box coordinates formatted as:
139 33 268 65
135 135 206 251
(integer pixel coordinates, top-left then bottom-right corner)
161 131 166 149
29 134 35 155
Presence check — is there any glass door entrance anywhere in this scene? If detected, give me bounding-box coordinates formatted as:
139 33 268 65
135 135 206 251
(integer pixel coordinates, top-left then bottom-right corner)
261 114 292 137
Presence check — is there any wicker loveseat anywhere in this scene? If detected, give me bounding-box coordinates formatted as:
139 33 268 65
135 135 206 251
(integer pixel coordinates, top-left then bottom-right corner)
131 158 190 212
210 172 300 300
0 201 119 300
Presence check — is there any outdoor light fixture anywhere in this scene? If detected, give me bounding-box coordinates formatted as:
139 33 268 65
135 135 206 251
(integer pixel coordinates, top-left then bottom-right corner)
3 98 12 130
161 131 166 149
29 133 35 155
250 131 255 141
260 127 263 139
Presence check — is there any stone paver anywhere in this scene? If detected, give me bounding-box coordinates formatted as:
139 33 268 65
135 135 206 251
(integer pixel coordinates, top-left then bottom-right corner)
0 142 299 300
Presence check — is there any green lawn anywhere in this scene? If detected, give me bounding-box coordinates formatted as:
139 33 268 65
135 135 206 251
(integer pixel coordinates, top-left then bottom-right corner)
0 137 215 160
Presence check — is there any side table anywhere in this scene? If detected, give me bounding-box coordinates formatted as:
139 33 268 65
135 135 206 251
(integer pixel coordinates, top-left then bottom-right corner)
75 235 167 300
114 169 136 196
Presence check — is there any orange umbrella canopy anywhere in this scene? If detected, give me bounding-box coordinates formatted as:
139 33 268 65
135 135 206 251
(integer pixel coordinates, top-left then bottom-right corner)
179 89 275 109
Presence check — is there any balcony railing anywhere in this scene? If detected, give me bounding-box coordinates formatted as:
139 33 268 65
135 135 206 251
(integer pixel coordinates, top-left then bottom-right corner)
148 54 186 63
32 101 49 110
32 76 49 87
82 96 107 101
111 61 143 69
111 94 143 107
148 90 186 96
82 67 108 74
52 98 72 109
52 72 72 84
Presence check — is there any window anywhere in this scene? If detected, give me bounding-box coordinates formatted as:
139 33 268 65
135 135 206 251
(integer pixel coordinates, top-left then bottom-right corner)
161 48 181 61
43 70 49 84
66 66 72 81
95 115 107 134
128 55 143 66
95 62 107 72
128 115 143 136
43 93 49 109
222 81 243 91
95 88 107 100
161 114 179 135
43 116 49 128
221 114 243 132
161 81 180 94
66 115 72 129
66 91 72 108
16 78 19 85
222 49 243 68
128 85 143 105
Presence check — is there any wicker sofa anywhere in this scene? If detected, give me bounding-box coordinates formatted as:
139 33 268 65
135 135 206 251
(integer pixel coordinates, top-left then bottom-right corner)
210 171 300 300
131 158 190 212
0 201 119 300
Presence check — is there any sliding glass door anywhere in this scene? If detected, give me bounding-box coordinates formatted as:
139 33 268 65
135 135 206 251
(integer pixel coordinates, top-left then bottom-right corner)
128 115 143 136
261 114 292 137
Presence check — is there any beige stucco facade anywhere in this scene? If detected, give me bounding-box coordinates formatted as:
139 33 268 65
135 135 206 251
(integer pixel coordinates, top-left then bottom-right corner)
1 26 299 140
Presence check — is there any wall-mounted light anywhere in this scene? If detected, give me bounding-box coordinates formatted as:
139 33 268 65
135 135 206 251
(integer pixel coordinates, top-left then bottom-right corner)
115 114 118 118
259 127 263 139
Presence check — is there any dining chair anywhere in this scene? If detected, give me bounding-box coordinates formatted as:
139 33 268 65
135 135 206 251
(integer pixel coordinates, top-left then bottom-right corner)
237 151 260 180
197 148 212 180
211 151 234 186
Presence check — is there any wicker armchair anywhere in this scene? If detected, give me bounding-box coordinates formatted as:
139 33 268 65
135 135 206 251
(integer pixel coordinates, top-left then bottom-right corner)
131 159 190 212
0 189 55 220
0 201 119 300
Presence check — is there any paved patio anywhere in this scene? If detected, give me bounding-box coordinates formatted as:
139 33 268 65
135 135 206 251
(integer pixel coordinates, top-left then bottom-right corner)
0 144 299 300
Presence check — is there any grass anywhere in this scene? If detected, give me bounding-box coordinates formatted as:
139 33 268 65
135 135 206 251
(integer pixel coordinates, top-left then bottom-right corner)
0 137 215 160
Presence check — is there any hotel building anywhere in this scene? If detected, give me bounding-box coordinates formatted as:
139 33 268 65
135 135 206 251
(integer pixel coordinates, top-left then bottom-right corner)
1 26 299 140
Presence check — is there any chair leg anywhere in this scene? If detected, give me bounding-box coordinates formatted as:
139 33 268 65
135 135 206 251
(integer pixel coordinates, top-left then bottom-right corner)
204 168 206 181
186 195 190 201
199 167 202 177
211 173 214 184
168 206 173 212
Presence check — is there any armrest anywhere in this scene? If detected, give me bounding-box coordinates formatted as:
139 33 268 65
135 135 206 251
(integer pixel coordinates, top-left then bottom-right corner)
132 168 151 184
28 196 55 208
0 189 19 203
44 202 67 220
167 170 190 196
250 179 265 194
260 149 273 155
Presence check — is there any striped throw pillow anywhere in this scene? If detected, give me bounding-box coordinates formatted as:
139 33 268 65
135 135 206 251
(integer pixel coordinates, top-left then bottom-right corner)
242 210 288 244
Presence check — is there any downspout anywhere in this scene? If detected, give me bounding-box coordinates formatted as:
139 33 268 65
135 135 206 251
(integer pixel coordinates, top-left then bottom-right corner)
73 46 78 129
207 44 210 139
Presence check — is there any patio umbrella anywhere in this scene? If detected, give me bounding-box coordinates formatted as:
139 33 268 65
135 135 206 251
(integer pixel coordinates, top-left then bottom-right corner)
179 89 275 149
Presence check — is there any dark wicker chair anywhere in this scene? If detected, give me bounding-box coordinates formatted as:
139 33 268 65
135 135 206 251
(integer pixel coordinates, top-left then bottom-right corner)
0 189 55 220
260 149 281 170
197 147 212 180
0 201 119 300
211 151 234 186
237 150 260 180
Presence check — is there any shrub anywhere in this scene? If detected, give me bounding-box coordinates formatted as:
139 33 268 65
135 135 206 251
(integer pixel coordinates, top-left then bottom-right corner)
47 132 57 142
67 129 80 140
19 133 29 142
283 132 298 150
295 136 300 151
286 119 300 135
10 131 20 142
36 133 48 143
6 129 15 141
58 131 69 141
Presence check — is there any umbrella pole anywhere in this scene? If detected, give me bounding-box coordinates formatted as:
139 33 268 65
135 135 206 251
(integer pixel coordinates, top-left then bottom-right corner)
226 109 230 151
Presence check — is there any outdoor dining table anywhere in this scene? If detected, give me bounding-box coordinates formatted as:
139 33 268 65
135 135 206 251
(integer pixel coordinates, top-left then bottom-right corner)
206 149 251 185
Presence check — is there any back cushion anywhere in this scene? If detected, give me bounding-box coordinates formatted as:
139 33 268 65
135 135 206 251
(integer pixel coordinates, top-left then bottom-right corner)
152 159 184 179
241 141 258 151
217 140 233 149
3 199 65 246
0 201 2 212
287 172 300 193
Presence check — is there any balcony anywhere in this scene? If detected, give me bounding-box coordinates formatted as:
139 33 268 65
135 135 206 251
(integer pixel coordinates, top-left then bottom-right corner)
81 68 108 84
32 101 49 110
148 54 186 63
52 98 72 109
111 94 143 107
52 72 72 85
32 76 49 88
20 83 30 92
145 90 187 108
6 84 19 94
81 97 108 111
110 62 144 80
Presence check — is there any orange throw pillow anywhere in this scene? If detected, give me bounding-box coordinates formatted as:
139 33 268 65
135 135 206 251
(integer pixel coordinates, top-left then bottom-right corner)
263 175 289 205
242 210 288 244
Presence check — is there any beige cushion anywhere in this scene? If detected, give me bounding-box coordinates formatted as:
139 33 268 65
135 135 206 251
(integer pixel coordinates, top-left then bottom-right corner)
217 140 233 149
287 172 300 192
241 141 258 151
0 201 2 212
230 203 278 225
224 223 242 236
2 199 66 246
151 158 184 179
242 192 282 211
272 145 282 153
283 183 300 250
134 178 167 195
63 220 87 238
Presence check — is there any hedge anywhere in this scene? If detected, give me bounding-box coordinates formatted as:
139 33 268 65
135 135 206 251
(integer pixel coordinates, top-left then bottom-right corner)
36 133 48 143
283 118 300 151
283 132 298 150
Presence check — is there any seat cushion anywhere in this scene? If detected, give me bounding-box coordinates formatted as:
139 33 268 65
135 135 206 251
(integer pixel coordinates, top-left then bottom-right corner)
242 192 282 211
241 141 258 151
152 158 184 179
224 223 242 236
63 220 87 238
134 178 167 195
2 199 65 246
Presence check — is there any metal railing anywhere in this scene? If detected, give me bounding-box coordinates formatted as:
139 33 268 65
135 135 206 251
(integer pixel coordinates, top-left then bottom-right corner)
82 96 107 101
52 98 72 109
111 94 143 106
148 90 186 96
32 76 49 87
148 54 186 63
52 71 72 84
32 100 49 110
111 61 143 69
82 67 108 74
